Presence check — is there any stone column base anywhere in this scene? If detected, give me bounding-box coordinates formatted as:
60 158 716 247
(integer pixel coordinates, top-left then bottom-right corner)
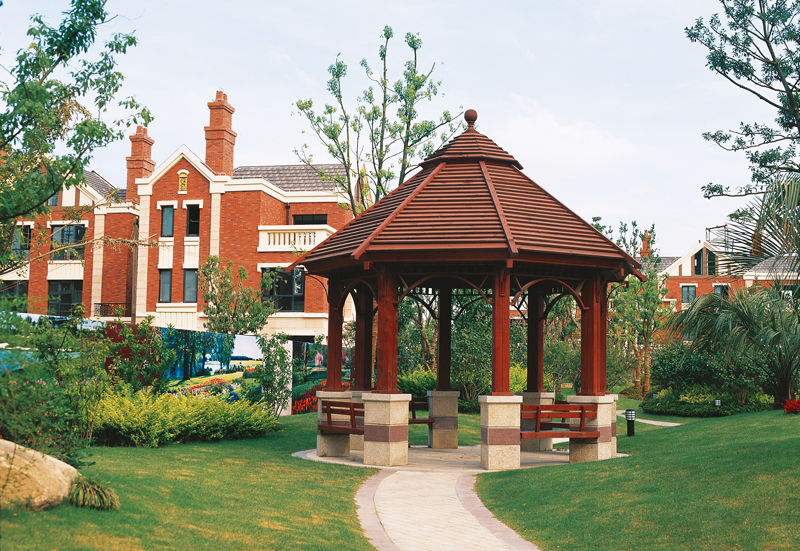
428 390 460 449
479 394 522 470
363 393 411 466
567 394 618 464
316 390 353 457
349 390 368 451
517 391 555 452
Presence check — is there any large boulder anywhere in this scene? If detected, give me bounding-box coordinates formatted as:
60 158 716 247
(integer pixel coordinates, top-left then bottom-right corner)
0 439 78 511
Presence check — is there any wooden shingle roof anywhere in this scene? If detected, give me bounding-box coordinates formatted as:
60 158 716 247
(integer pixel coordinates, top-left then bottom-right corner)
296 110 641 276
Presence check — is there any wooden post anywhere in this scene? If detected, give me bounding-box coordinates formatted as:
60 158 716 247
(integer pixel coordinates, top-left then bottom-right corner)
526 291 545 393
580 276 606 396
326 279 343 391
375 266 399 392
437 286 452 391
353 286 373 390
492 267 512 395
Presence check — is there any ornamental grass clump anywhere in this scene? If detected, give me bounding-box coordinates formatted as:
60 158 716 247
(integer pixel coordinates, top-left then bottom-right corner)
68 477 120 511
93 388 278 447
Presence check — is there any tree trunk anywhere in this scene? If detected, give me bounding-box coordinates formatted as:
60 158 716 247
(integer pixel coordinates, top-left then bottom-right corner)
633 347 642 390
643 350 651 393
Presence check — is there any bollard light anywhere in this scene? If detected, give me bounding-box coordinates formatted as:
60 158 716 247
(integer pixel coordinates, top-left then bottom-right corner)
714 399 721 407
626 408 636 437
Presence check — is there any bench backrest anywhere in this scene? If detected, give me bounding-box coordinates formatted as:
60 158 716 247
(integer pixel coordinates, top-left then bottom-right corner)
409 397 429 420
521 403 598 432
320 400 364 430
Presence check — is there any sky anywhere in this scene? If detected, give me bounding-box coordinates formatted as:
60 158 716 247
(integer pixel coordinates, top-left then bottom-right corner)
0 1 775 255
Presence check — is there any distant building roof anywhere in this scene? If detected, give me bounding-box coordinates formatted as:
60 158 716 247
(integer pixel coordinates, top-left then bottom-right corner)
232 164 345 192
83 170 117 197
640 256 681 273
750 256 798 274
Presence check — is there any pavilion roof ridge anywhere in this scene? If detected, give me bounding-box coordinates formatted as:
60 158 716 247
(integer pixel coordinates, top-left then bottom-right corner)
480 160 518 257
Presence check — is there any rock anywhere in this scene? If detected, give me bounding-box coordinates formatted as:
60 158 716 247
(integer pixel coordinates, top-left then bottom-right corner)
0 439 78 511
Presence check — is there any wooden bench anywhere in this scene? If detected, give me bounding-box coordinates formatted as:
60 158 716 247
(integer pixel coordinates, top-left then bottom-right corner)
408 397 436 426
520 403 600 439
317 400 364 435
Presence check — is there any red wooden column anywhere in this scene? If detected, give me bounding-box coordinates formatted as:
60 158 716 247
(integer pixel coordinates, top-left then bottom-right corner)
352 286 373 391
491 266 512 395
325 279 344 391
437 286 452 390
579 275 607 396
375 266 399 393
526 291 546 393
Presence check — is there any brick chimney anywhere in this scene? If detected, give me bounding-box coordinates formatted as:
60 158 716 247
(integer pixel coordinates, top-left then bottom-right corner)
204 91 236 175
640 230 652 259
126 126 155 203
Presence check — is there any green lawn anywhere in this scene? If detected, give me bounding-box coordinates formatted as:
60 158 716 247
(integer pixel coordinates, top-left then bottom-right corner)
0 414 375 551
478 409 800 551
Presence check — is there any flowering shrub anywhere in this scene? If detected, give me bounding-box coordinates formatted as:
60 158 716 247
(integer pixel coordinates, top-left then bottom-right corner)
291 381 351 415
785 399 800 414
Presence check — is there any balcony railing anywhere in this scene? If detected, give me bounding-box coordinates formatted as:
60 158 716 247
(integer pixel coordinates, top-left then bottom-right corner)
257 225 334 252
94 303 130 317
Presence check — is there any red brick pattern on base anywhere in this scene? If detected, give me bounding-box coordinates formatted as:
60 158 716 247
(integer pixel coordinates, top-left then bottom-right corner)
481 427 521 446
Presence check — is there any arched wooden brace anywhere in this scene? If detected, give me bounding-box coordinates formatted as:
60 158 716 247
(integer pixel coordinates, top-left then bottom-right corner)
511 277 586 311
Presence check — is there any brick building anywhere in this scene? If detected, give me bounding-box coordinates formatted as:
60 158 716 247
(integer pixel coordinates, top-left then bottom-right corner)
3 91 353 342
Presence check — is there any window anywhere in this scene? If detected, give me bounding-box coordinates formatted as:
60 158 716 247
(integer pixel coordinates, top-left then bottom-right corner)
682 285 696 304
707 250 717 276
47 280 82 316
293 214 327 225
693 251 703 276
12 226 31 260
714 285 729 299
46 192 58 207
161 206 174 237
183 269 197 303
52 224 85 260
263 268 304 312
186 204 200 237
159 270 172 303
0 280 28 312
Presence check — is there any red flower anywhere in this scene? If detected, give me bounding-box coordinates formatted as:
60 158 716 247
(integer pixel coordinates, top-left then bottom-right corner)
785 399 800 414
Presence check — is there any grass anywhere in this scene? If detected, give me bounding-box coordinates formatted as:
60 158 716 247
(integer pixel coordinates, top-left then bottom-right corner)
477 409 800 551
0 414 376 550
616 396 704 426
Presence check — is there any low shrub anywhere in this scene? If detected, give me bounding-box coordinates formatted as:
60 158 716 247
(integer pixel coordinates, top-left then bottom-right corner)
68 477 120 511
641 384 773 417
619 385 643 399
93 389 278 447
458 398 480 413
785 399 800 414
398 368 436 397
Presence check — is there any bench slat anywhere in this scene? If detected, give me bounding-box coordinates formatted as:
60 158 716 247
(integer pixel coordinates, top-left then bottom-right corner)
520 430 601 439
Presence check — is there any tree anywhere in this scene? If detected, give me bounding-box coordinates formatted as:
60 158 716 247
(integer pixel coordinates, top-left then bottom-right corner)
596 218 670 393
0 0 152 273
670 286 800 408
255 333 293 416
198 255 276 335
687 0 800 197
295 25 463 217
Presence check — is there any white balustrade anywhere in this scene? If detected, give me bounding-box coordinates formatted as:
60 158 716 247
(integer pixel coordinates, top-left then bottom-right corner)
257 225 334 252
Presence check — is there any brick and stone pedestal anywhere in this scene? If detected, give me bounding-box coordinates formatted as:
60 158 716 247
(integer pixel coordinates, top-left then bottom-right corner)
428 390 460 449
316 390 352 457
479 394 522 470
567 394 618 463
349 390 368 451
363 393 411 466
517 391 556 452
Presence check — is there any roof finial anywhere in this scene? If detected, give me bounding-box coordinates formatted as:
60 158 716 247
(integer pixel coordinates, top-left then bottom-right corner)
464 109 477 130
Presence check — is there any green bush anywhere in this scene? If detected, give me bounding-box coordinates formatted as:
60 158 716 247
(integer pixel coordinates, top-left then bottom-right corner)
93 389 278 447
398 368 437 397
641 384 773 417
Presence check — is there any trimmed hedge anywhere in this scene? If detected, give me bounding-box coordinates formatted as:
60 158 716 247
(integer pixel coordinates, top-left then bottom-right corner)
641 385 773 417
93 390 278 447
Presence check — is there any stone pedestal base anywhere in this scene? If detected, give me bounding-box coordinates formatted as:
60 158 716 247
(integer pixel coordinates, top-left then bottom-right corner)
316 390 352 457
517 391 555 452
479 394 522 470
349 390 368 451
428 390 460 449
363 393 411 466
567 394 618 464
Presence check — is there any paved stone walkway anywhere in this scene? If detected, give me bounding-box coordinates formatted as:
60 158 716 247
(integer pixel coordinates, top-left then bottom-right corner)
295 445 576 550
615 410 681 427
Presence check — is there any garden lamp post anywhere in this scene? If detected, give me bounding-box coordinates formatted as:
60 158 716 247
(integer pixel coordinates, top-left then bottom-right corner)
625 408 636 437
